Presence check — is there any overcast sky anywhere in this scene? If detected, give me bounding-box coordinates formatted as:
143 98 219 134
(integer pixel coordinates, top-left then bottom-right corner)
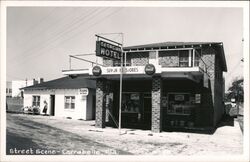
6 6 243 90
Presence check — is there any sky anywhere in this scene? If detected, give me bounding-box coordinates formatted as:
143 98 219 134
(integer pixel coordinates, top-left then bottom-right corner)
6 6 244 90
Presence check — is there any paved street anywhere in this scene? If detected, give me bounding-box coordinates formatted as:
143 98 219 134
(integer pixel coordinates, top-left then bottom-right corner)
6 113 243 155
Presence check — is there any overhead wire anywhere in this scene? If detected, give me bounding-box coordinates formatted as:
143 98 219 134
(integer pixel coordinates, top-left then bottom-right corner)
9 8 123 71
9 7 99 62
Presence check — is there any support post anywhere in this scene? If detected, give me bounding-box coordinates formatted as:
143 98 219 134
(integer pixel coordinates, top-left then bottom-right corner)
151 76 162 133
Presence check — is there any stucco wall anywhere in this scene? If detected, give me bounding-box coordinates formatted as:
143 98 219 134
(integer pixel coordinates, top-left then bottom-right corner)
24 88 94 120
23 90 51 115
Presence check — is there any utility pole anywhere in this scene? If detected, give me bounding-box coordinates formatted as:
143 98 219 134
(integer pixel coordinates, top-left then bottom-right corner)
119 33 124 135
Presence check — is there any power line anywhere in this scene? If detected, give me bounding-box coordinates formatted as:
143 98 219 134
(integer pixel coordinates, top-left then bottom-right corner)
15 7 58 43
9 7 98 61
9 8 123 70
10 8 108 64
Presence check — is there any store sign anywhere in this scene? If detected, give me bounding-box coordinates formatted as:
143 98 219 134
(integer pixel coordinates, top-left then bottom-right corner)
145 64 156 75
92 66 102 76
100 66 145 75
79 88 89 96
195 94 201 103
130 93 140 100
96 40 122 60
90 65 159 75
175 94 185 101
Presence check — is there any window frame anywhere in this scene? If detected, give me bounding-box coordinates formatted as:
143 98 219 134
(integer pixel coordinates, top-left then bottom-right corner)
64 96 75 109
32 96 40 107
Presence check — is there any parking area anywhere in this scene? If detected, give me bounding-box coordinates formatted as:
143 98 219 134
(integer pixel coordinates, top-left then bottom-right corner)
6 113 243 155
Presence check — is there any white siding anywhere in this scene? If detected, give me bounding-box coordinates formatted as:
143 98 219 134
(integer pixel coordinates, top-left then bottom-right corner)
86 89 95 120
23 90 51 114
23 88 94 120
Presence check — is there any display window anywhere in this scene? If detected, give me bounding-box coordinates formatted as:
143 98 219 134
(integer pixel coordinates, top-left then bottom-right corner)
121 93 140 113
167 93 195 115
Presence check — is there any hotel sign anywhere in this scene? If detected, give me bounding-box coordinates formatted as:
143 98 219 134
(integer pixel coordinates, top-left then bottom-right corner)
96 40 122 60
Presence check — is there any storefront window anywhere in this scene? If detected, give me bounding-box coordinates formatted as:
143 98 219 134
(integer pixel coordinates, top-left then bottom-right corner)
179 50 189 67
121 93 140 113
167 93 194 115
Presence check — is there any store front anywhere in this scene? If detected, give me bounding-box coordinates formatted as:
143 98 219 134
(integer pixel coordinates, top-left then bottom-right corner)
62 41 227 133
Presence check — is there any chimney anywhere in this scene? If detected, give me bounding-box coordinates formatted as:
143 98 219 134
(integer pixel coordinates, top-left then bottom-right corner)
39 78 44 83
33 79 37 85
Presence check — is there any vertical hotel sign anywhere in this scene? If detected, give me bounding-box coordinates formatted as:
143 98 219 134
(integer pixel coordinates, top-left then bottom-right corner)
96 40 122 60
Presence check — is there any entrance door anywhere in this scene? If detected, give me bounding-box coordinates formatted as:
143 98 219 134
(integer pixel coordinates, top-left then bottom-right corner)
50 95 55 116
143 93 151 129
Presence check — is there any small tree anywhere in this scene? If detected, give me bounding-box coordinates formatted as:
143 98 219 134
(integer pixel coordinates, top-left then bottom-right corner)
226 77 244 102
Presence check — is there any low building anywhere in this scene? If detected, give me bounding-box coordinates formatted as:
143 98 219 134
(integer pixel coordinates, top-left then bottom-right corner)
6 81 12 97
11 79 40 98
63 41 227 133
22 76 96 120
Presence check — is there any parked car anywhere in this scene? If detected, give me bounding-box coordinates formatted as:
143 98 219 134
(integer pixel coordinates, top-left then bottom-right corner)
22 106 40 115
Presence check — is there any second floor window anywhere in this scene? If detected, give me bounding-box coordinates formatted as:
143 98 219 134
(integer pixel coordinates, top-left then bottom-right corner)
179 50 189 67
65 96 75 109
32 96 40 107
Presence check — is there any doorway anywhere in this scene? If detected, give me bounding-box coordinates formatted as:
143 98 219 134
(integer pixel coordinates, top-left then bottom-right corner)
50 95 55 116
143 93 151 128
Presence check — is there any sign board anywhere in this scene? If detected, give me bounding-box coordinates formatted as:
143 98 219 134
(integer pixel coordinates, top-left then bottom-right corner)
79 88 89 96
92 66 102 76
90 66 145 75
145 64 156 75
195 94 201 103
175 95 185 101
96 40 122 60
130 93 140 100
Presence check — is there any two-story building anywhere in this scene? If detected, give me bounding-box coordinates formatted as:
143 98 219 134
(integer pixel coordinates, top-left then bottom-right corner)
63 42 227 133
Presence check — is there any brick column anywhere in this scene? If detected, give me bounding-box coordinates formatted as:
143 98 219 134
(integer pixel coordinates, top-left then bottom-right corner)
105 81 112 123
151 76 162 133
95 78 107 128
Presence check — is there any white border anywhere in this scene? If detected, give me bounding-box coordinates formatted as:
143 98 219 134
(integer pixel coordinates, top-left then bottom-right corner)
1 1 249 162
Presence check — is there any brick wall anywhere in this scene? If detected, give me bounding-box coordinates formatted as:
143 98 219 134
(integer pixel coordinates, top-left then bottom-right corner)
95 78 107 128
151 76 162 132
200 46 225 127
213 52 224 125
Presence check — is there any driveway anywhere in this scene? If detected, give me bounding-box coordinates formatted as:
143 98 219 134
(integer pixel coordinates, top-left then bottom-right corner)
6 113 243 155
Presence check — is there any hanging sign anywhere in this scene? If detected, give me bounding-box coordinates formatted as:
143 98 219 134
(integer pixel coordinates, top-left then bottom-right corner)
79 88 89 96
145 64 156 75
96 40 122 60
92 66 102 76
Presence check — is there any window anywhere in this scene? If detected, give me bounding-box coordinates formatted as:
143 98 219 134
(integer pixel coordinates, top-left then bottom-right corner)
9 89 12 93
179 50 189 67
32 96 40 107
194 49 202 67
167 93 193 115
6 88 8 93
65 96 75 109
